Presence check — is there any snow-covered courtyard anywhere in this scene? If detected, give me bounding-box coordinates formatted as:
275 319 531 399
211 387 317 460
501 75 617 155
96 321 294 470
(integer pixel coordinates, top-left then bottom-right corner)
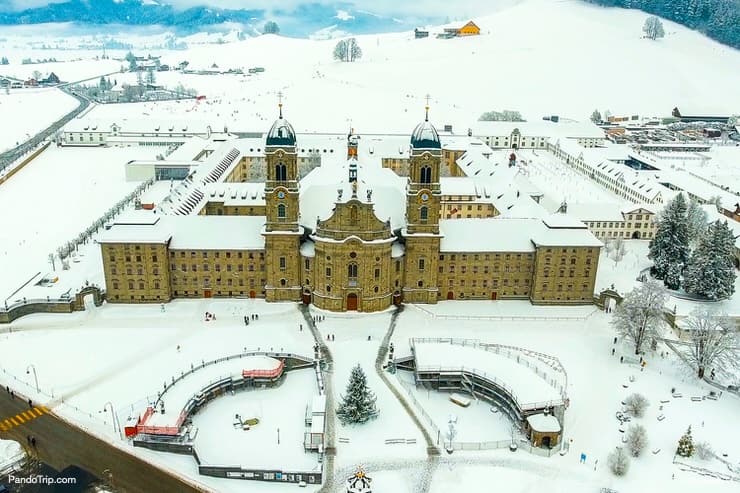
1 295 739 492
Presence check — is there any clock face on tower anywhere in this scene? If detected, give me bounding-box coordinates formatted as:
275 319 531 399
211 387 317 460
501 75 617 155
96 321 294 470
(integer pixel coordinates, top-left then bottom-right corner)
421 193 429 202
277 191 285 199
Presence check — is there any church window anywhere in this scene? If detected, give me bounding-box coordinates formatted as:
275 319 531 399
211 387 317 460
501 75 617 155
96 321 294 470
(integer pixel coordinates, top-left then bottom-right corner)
374 286 379 293
305 259 310 270
417 280 424 287
326 267 332 277
128 281 134 290
275 162 287 181
277 203 286 220
279 257 286 270
420 166 432 184
374 268 380 279
348 263 358 279
349 252 357 259
395 261 400 273
418 258 425 271
280 279 287 287
420 206 428 221
326 285 331 293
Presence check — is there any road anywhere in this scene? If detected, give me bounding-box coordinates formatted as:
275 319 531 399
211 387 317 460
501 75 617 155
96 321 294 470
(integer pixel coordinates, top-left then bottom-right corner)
0 390 206 493
0 86 90 174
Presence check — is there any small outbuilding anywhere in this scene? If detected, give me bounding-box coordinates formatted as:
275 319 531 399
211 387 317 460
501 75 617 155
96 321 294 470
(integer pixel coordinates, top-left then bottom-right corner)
526 413 561 448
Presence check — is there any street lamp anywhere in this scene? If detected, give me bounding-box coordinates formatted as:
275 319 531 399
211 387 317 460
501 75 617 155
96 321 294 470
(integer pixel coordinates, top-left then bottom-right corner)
103 401 121 438
26 364 39 393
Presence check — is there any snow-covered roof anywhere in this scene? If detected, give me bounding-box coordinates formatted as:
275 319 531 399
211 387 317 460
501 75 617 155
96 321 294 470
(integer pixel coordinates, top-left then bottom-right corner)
64 118 213 135
168 216 265 250
97 213 172 244
99 213 266 250
204 182 265 206
531 224 602 248
471 120 605 140
542 212 587 229
439 218 537 252
440 177 478 197
299 157 407 230
564 203 625 222
300 240 316 258
527 413 561 433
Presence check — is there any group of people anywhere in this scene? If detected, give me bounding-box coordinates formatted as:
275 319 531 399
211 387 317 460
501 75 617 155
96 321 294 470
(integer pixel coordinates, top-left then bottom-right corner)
243 313 259 325
204 311 217 321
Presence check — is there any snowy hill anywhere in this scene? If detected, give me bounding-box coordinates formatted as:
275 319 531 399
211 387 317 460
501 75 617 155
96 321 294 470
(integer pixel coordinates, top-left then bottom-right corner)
107 0 740 133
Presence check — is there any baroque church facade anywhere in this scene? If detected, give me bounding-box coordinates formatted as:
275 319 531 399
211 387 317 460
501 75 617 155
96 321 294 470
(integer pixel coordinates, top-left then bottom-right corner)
99 107 602 312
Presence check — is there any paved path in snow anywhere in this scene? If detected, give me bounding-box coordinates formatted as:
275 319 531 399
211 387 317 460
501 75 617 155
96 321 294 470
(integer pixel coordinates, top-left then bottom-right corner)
0 389 205 493
300 304 337 492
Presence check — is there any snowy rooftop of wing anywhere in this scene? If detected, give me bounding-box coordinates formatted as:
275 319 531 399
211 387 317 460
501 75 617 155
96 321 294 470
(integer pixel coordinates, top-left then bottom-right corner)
439 216 601 252
98 211 267 250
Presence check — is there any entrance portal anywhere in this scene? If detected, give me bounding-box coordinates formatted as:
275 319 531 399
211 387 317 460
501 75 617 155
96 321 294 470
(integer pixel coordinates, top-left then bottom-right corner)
447 291 454 300
491 291 497 301
204 289 212 298
249 290 256 298
347 293 358 311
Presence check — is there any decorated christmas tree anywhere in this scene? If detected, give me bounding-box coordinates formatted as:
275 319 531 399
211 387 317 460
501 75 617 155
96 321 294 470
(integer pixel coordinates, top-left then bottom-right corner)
676 426 694 457
337 364 379 425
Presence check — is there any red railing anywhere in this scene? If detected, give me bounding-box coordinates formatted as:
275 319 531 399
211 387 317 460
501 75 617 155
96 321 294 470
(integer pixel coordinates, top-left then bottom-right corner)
136 408 187 436
242 360 284 379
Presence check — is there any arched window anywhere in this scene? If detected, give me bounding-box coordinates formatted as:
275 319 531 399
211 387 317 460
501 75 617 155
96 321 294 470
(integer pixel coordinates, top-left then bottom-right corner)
420 206 428 221
348 263 358 279
275 162 287 181
420 165 432 184
280 278 287 287
277 203 286 220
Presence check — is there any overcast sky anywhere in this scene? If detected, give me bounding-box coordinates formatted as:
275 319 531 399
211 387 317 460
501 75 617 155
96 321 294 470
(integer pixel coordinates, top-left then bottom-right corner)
0 0 516 17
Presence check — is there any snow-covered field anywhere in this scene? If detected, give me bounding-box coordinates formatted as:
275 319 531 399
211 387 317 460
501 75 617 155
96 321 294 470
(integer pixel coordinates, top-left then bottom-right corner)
0 145 158 300
0 88 78 153
1 0 738 136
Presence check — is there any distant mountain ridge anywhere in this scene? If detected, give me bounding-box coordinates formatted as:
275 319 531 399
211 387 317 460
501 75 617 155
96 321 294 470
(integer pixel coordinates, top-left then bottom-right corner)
0 0 436 37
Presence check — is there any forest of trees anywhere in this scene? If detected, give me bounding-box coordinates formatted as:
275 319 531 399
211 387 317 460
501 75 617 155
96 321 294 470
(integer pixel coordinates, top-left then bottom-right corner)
583 0 740 49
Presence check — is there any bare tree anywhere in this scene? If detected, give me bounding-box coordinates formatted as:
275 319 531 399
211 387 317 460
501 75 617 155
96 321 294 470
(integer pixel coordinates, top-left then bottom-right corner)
608 447 630 476
626 424 648 457
682 308 739 379
624 393 649 418
612 237 626 266
611 280 667 354
643 16 665 40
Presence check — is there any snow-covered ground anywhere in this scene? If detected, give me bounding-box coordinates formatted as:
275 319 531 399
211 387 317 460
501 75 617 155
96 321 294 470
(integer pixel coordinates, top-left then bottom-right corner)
191 370 321 471
2 297 738 493
0 438 25 475
0 145 159 300
517 148 625 211
1 0 739 136
0 88 78 153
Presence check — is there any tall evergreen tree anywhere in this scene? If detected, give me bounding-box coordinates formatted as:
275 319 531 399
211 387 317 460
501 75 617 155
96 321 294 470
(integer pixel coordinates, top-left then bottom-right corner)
685 198 708 247
649 194 689 286
683 220 737 299
337 364 378 424
677 426 694 457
